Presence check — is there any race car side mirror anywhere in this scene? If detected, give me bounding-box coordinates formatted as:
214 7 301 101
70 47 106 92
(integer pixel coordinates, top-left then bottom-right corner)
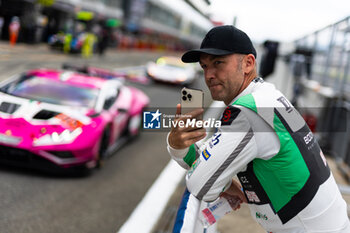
117 108 128 113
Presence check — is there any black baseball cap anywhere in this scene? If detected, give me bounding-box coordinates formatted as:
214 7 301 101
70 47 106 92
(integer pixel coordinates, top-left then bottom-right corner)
181 25 257 63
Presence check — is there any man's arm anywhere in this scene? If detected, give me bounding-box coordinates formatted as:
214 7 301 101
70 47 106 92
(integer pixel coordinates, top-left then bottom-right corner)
167 138 198 169
185 107 258 202
167 104 206 169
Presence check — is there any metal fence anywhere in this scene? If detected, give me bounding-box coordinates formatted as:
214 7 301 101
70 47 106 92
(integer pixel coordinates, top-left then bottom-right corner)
293 16 350 175
294 16 350 98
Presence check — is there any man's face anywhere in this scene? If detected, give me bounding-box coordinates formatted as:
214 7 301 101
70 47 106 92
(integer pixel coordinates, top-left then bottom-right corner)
199 54 245 105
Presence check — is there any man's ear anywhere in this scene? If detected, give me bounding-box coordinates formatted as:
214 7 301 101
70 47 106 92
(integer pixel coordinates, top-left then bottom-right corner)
243 54 256 74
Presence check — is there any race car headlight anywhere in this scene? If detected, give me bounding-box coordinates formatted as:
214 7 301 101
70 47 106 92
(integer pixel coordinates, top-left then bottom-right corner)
33 128 83 146
147 65 157 76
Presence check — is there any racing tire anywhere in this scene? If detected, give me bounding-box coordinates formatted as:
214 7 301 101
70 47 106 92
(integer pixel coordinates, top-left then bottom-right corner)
125 110 144 139
97 126 111 168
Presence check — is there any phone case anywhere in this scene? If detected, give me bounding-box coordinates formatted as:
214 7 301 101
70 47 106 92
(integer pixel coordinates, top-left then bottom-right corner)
181 87 204 116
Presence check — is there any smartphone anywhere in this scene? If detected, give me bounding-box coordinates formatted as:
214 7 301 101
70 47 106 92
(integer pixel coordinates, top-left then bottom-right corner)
180 87 204 119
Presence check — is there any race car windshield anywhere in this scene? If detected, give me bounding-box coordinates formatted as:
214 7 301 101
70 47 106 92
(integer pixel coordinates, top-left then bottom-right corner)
6 75 99 108
156 57 187 69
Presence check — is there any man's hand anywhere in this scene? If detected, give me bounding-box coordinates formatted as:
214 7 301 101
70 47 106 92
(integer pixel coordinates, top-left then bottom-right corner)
221 179 247 210
168 104 206 149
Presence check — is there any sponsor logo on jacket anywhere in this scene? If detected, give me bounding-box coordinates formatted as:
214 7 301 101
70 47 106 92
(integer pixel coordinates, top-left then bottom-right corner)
303 131 314 145
202 149 212 161
187 158 201 178
277 96 293 113
256 212 268 220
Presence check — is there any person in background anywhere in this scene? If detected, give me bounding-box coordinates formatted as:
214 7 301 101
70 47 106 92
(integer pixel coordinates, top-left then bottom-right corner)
82 29 97 59
97 25 110 56
9 16 20 46
0 17 4 39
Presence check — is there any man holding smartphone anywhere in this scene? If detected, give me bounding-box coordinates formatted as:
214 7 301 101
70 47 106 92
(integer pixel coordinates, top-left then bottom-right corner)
167 25 350 232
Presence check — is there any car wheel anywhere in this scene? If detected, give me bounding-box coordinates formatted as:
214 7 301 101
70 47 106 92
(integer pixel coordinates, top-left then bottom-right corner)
126 111 144 138
97 126 111 168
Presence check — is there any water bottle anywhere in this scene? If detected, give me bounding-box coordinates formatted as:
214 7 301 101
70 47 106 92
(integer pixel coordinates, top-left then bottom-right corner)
199 196 241 228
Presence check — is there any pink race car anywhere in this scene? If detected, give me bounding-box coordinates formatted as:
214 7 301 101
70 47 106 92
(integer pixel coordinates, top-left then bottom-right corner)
0 69 149 173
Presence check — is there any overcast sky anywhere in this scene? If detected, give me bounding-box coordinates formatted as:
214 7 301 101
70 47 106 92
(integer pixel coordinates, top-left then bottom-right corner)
209 0 350 43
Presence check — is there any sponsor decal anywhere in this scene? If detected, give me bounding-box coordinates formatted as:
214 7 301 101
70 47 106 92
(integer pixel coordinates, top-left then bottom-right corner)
212 133 221 145
208 199 225 212
143 109 161 129
256 212 268 220
202 149 212 161
202 208 216 225
222 108 231 122
187 158 201 178
209 133 221 148
252 77 264 83
277 96 293 113
303 131 314 145
220 106 240 126
245 190 261 203
239 176 249 184
56 114 83 130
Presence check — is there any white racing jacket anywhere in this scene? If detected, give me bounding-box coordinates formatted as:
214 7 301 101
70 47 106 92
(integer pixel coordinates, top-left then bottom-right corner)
168 78 350 233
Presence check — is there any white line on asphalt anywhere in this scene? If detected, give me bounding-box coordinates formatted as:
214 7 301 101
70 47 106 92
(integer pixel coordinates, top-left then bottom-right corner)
116 101 225 233
117 159 186 233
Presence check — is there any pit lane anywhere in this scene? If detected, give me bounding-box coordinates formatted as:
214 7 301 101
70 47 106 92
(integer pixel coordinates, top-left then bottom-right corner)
0 43 211 233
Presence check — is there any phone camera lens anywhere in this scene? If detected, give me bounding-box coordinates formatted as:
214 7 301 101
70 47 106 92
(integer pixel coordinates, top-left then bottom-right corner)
182 96 187 101
187 94 192 99
182 90 187 95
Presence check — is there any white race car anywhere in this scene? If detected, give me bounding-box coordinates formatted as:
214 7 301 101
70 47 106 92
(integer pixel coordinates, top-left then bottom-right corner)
146 56 198 85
